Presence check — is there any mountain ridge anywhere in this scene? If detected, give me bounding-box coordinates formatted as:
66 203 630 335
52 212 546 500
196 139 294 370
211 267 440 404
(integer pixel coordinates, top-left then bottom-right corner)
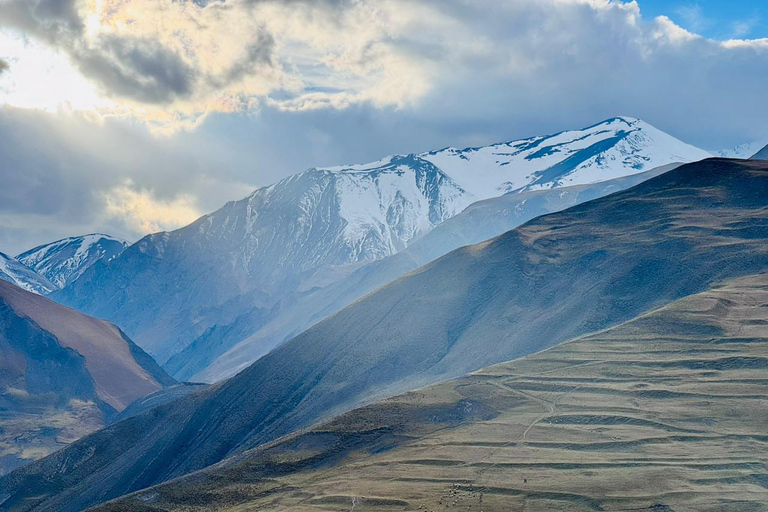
54 117 710 369
751 143 768 160
17 234 128 289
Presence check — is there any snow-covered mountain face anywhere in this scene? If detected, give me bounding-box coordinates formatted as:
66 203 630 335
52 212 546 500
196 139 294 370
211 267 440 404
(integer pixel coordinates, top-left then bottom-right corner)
0 252 56 295
329 117 709 202
56 116 710 367
17 234 128 289
713 141 768 159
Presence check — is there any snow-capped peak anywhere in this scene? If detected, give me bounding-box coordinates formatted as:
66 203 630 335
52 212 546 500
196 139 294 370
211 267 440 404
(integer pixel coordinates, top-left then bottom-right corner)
418 117 710 199
17 234 129 289
308 117 709 203
224 116 709 274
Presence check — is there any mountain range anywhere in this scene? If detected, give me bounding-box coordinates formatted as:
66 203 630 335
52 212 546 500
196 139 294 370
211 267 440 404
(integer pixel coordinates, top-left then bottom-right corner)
0 279 173 475
52 117 711 376
4 157 767 512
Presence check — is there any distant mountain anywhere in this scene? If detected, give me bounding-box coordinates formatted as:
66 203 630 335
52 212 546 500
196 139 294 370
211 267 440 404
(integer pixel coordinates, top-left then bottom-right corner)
0 279 174 475
8 158 768 512
0 252 55 295
751 144 768 160
55 117 710 366
713 140 768 159
17 234 128 289
90 271 768 512
175 163 680 382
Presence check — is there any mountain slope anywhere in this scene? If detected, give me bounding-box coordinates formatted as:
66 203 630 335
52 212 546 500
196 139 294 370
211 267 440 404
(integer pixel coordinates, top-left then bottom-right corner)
54 117 709 365
94 272 768 512
17 234 128 289
0 253 55 295
0 280 174 475
5 158 768 512
751 144 768 160
177 163 679 382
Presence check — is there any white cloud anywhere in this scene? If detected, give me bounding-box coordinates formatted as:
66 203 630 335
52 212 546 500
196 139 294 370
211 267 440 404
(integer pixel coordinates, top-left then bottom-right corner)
0 0 767 135
103 181 202 233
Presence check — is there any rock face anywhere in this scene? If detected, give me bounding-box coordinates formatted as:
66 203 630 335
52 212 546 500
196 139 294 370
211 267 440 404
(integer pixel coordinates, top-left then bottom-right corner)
5 158 768 512
90 271 768 512
0 279 174 475
55 117 709 370
17 234 128 289
0 252 56 296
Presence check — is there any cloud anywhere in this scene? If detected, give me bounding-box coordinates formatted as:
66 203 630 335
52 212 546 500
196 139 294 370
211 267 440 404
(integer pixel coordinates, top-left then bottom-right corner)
0 106 254 254
0 58 8 74
0 0 765 135
104 182 202 233
0 0 440 130
730 17 760 39
674 4 712 33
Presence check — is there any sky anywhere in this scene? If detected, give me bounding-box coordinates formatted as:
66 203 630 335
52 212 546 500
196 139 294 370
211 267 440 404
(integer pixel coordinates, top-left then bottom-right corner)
639 1 765 40
0 0 767 254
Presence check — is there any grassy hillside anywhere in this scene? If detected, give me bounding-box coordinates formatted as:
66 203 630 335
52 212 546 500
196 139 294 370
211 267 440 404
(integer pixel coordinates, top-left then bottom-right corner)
99 273 768 512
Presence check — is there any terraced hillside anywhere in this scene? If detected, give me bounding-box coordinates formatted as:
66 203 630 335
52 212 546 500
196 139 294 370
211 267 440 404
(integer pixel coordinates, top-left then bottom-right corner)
98 273 768 512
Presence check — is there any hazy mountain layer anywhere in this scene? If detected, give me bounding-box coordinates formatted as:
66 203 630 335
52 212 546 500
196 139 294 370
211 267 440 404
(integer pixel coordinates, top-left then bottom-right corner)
54 117 709 365
93 272 768 512
17 234 128 289
178 163 679 382
714 139 768 159
0 280 174 475
3 158 767 512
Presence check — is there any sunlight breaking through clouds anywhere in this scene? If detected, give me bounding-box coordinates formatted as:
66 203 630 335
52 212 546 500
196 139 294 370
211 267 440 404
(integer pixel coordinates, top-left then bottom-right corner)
104 181 202 234
0 0 767 134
